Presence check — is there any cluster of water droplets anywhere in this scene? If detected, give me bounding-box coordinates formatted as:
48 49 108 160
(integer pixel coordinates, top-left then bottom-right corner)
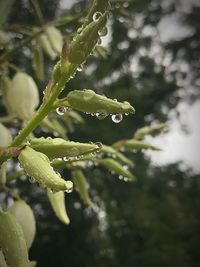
56 106 72 116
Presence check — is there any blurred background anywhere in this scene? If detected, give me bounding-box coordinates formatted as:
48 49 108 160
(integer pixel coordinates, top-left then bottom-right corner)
1 0 200 266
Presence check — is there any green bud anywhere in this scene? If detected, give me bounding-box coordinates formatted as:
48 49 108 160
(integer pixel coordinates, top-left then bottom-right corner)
30 137 102 159
38 34 57 60
0 250 8 267
101 145 134 167
9 200 36 249
18 146 73 192
32 45 44 81
100 158 136 181
0 123 12 147
47 189 70 224
6 72 39 121
66 89 135 115
134 123 167 140
46 26 63 54
0 123 12 185
0 30 10 45
68 12 108 65
72 170 93 206
0 211 30 267
123 139 161 151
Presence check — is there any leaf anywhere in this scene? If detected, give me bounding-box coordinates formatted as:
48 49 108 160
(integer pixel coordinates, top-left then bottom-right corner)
134 123 167 140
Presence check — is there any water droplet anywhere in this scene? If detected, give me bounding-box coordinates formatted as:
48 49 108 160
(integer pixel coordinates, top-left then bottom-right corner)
96 112 107 120
123 2 129 8
98 27 108 37
97 38 102 45
90 151 97 156
95 142 102 149
29 177 36 183
56 106 66 116
65 180 73 193
111 114 123 123
75 155 81 160
77 26 83 34
91 113 96 116
92 12 102 21
77 65 83 72
63 157 69 162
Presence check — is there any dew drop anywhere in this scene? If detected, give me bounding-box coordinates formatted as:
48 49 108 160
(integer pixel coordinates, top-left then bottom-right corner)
75 155 81 160
98 27 108 37
77 65 83 72
56 107 66 116
63 157 69 162
111 114 123 123
96 112 107 120
92 12 102 21
29 177 36 183
95 142 102 149
65 180 73 193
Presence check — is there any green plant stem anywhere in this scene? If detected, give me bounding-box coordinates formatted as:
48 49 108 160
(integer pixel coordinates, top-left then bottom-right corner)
0 29 43 64
0 63 77 166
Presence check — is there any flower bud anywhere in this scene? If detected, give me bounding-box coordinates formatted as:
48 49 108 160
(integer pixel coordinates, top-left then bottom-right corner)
72 170 92 206
0 123 12 147
0 211 30 267
123 139 161 151
18 146 73 192
30 137 102 159
47 189 70 224
134 123 167 140
68 12 108 65
9 200 36 249
6 72 39 121
100 158 136 181
66 89 135 115
38 34 57 60
101 145 134 167
0 123 12 185
46 26 63 54
0 250 8 267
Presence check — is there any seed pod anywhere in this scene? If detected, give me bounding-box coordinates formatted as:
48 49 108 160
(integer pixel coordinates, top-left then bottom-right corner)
32 45 44 81
66 89 135 115
123 139 161 151
68 12 108 65
0 250 8 267
9 200 36 249
134 123 167 140
100 158 136 181
0 76 12 115
38 34 57 60
18 146 73 192
101 145 134 167
72 170 92 206
0 123 12 185
0 210 30 267
47 189 70 224
6 72 39 121
46 26 63 54
30 137 101 159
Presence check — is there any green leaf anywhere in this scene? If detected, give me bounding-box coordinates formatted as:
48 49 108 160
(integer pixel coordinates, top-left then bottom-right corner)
114 139 161 151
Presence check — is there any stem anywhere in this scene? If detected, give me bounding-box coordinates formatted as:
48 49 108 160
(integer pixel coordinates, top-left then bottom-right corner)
0 62 76 166
0 29 44 64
